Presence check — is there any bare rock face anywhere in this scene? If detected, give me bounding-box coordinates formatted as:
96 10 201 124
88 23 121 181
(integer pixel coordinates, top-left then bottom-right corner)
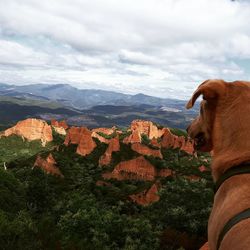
51 119 68 129
199 165 209 172
161 128 176 148
99 136 120 166
123 130 141 144
130 184 160 206
161 129 194 154
96 180 112 187
2 118 53 146
91 132 110 144
157 169 174 177
131 143 163 159
103 156 156 181
178 137 194 154
151 138 160 148
53 126 67 136
33 153 63 177
92 127 115 135
130 120 161 139
64 127 82 145
51 119 68 135
64 127 96 156
91 127 115 144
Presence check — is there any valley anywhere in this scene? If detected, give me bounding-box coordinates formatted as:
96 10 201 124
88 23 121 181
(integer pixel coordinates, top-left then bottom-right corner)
0 118 212 250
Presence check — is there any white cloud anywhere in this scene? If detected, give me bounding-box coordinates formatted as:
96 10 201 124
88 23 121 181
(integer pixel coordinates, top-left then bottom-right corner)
0 0 250 99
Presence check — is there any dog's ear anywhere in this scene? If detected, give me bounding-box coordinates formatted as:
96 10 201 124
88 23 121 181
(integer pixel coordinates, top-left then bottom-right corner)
186 79 226 109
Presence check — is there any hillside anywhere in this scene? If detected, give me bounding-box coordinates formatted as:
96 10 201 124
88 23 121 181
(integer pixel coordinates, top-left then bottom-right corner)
0 96 197 131
0 118 213 250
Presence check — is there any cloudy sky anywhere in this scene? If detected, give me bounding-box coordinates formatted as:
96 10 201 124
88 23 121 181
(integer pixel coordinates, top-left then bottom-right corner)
0 0 250 99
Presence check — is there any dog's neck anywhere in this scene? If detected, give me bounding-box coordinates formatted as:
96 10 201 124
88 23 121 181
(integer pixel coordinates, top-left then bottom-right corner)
211 102 250 181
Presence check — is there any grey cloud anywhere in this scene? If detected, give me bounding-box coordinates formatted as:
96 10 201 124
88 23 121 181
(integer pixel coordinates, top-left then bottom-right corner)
0 0 250 99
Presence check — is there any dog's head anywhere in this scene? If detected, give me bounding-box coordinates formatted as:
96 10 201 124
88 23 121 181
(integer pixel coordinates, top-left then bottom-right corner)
186 79 227 152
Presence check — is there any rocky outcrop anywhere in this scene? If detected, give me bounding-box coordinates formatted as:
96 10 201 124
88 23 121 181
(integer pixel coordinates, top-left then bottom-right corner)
99 136 120 166
64 127 96 156
103 156 156 181
123 130 141 144
91 132 110 144
179 137 194 154
53 126 67 135
33 153 63 177
123 120 166 144
92 127 115 135
91 127 115 144
130 184 160 206
51 119 68 135
151 138 160 148
2 118 53 146
96 180 112 187
131 143 163 159
51 119 68 129
199 165 209 172
157 169 174 177
130 120 162 139
64 127 82 145
161 128 194 154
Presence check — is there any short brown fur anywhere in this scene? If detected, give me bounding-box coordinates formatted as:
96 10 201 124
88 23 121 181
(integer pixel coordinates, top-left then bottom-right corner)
186 79 250 250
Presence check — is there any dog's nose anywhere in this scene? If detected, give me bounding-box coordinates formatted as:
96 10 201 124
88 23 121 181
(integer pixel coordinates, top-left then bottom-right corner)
186 125 191 133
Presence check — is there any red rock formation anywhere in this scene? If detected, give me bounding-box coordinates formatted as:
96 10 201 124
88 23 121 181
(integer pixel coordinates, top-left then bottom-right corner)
77 131 97 156
130 120 162 139
51 119 68 135
53 126 67 135
157 169 174 177
131 143 163 159
2 118 53 146
91 132 110 144
161 129 194 154
96 180 112 187
64 127 82 145
199 242 209 250
51 119 68 129
151 137 160 148
99 136 120 166
161 128 176 148
123 130 141 144
179 137 195 154
130 184 160 206
123 120 168 144
103 156 156 181
199 165 209 172
64 127 96 156
92 127 115 135
91 127 116 144
33 153 63 177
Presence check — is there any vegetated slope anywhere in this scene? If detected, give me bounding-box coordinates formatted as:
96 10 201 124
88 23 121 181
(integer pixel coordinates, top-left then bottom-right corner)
0 119 213 250
0 96 198 130
0 99 80 129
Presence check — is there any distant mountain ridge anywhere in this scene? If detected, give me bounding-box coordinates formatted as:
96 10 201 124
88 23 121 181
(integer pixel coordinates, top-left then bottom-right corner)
0 82 188 109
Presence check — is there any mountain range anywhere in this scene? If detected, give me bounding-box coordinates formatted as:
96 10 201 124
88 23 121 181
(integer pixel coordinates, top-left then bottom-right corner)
0 82 190 109
0 83 198 130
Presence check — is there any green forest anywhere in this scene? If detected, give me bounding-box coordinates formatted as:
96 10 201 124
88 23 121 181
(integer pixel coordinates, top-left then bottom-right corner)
0 131 213 250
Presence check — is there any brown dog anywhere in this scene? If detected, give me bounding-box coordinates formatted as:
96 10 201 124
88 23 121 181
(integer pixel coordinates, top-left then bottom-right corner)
186 79 250 250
